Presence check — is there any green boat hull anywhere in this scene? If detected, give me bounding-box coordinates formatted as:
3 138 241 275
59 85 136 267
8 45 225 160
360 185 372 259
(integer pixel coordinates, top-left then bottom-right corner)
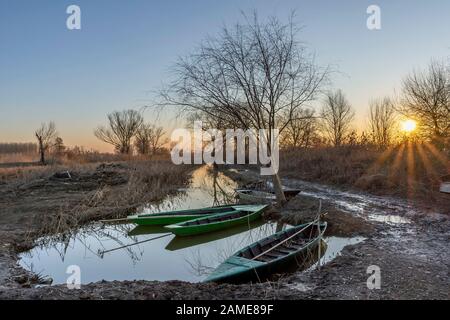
127 205 240 226
204 222 327 283
165 205 268 236
128 214 208 226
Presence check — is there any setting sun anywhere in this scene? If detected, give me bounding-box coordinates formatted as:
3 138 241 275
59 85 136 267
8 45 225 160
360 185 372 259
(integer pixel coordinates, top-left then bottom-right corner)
401 119 417 133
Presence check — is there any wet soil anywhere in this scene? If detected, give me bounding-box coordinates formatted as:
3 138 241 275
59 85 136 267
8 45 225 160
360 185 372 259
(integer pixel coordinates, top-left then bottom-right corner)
0 164 449 299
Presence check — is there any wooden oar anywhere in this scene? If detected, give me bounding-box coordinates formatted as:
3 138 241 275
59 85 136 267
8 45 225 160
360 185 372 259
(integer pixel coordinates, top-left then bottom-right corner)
98 233 172 256
99 217 129 224
251 219 320 261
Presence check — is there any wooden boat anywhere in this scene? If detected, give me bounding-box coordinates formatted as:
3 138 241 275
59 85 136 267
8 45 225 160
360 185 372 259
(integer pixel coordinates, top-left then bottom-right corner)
235 188 301 204
164 204 268 236
440 182 450 194
204 221 327 283
165 219 266 251
127 205 244 226
235 190 276 204
440 175 450 194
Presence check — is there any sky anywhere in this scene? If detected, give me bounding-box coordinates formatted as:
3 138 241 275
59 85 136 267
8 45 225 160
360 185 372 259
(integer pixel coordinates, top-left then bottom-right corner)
1 0 449 152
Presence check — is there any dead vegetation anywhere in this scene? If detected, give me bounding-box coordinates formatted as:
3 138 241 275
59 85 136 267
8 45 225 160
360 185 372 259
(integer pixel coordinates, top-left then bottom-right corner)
0 160 192 248
280 144 449 210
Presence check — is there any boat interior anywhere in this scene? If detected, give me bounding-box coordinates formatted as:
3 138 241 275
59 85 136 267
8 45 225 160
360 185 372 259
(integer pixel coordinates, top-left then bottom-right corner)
238 224 325 262
183 210 253 226
140 206 235 217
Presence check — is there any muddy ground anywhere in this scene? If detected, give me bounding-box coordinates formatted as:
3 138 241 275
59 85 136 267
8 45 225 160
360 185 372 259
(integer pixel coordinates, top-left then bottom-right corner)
0 164 449 299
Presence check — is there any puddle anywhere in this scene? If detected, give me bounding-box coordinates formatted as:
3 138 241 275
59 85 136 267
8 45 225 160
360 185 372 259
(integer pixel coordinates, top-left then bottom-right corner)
295 182 416 226
317 236 366 266
19 166 367 285
368 214 411 225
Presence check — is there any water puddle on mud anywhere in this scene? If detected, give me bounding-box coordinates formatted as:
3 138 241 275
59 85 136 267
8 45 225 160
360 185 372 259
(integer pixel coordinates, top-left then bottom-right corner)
19 166 367 285
367 214 411 225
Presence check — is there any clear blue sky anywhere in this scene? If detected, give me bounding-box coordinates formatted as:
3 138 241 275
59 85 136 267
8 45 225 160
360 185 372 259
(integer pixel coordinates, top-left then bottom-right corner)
1 0 449 151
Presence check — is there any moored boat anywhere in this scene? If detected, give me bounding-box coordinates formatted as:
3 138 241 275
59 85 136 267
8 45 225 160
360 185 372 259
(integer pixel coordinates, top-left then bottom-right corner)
127 205 241 226
235 189 276 204
440 175 450 194
440 182 450 194
204 221 327 283
164 204 268 236
235 188 301 204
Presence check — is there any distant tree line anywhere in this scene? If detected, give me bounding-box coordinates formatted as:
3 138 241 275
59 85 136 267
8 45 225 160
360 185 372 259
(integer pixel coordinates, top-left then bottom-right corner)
0 142 37 154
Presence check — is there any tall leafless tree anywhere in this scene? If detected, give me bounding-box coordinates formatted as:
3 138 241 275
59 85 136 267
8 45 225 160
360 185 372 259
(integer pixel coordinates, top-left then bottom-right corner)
162 12 328 204
134 124 167 155
94 110 143 154
400 60 450 140
35 122 57 164
320 90 355 147
148 126 168 154
134 123 152 155
368 97 397 148
280 108 318 148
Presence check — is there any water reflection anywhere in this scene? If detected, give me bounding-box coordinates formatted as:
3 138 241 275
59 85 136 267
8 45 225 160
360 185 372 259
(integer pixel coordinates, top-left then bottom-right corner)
165 219 266 251
140 165 237 215
19 166 365 285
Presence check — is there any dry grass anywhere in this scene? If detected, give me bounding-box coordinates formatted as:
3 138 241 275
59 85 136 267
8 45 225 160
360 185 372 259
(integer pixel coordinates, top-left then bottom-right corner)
281 143 450 204
35 160 192 238
0 158 192 243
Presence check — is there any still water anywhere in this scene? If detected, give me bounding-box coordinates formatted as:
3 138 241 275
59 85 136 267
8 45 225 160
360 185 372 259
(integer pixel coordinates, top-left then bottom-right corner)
19 166 363 284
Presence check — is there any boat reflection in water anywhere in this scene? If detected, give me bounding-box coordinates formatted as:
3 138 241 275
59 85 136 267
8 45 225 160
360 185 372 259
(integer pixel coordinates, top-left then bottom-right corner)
166 219 266 251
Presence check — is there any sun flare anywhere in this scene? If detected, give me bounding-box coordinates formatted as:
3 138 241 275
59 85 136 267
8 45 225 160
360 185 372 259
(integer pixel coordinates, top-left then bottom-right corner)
401 119 417 133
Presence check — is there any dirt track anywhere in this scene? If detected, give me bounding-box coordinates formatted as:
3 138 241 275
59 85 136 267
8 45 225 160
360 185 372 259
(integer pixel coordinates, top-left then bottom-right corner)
0 164 449 299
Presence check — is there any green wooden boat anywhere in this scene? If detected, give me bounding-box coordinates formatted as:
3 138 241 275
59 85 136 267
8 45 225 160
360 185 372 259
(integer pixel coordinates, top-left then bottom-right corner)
204 221 327 283
165 219 266 251
164 204 268 236
127 205 242 226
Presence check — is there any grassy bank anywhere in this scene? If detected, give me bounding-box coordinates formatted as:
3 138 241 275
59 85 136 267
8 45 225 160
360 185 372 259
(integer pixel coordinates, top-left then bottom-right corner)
280 143 449 211
0 159 192 246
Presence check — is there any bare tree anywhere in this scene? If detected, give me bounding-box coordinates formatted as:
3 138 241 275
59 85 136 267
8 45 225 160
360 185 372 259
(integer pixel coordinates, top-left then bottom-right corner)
320 90 354 147
369 97 397 148
35 122 57 164
280 108 318 148
134 124 167 155
162 12 328 204
400 60 450 139
94 110 143 154
134 124 152 155
148 126 168 154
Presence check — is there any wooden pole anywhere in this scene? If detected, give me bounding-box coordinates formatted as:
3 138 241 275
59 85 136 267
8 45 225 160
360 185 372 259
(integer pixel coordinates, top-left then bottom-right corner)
98 233 172 256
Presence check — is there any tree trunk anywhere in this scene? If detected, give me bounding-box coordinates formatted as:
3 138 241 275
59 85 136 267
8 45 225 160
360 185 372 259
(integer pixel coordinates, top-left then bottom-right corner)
38 140 45 165
272 173 287 206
